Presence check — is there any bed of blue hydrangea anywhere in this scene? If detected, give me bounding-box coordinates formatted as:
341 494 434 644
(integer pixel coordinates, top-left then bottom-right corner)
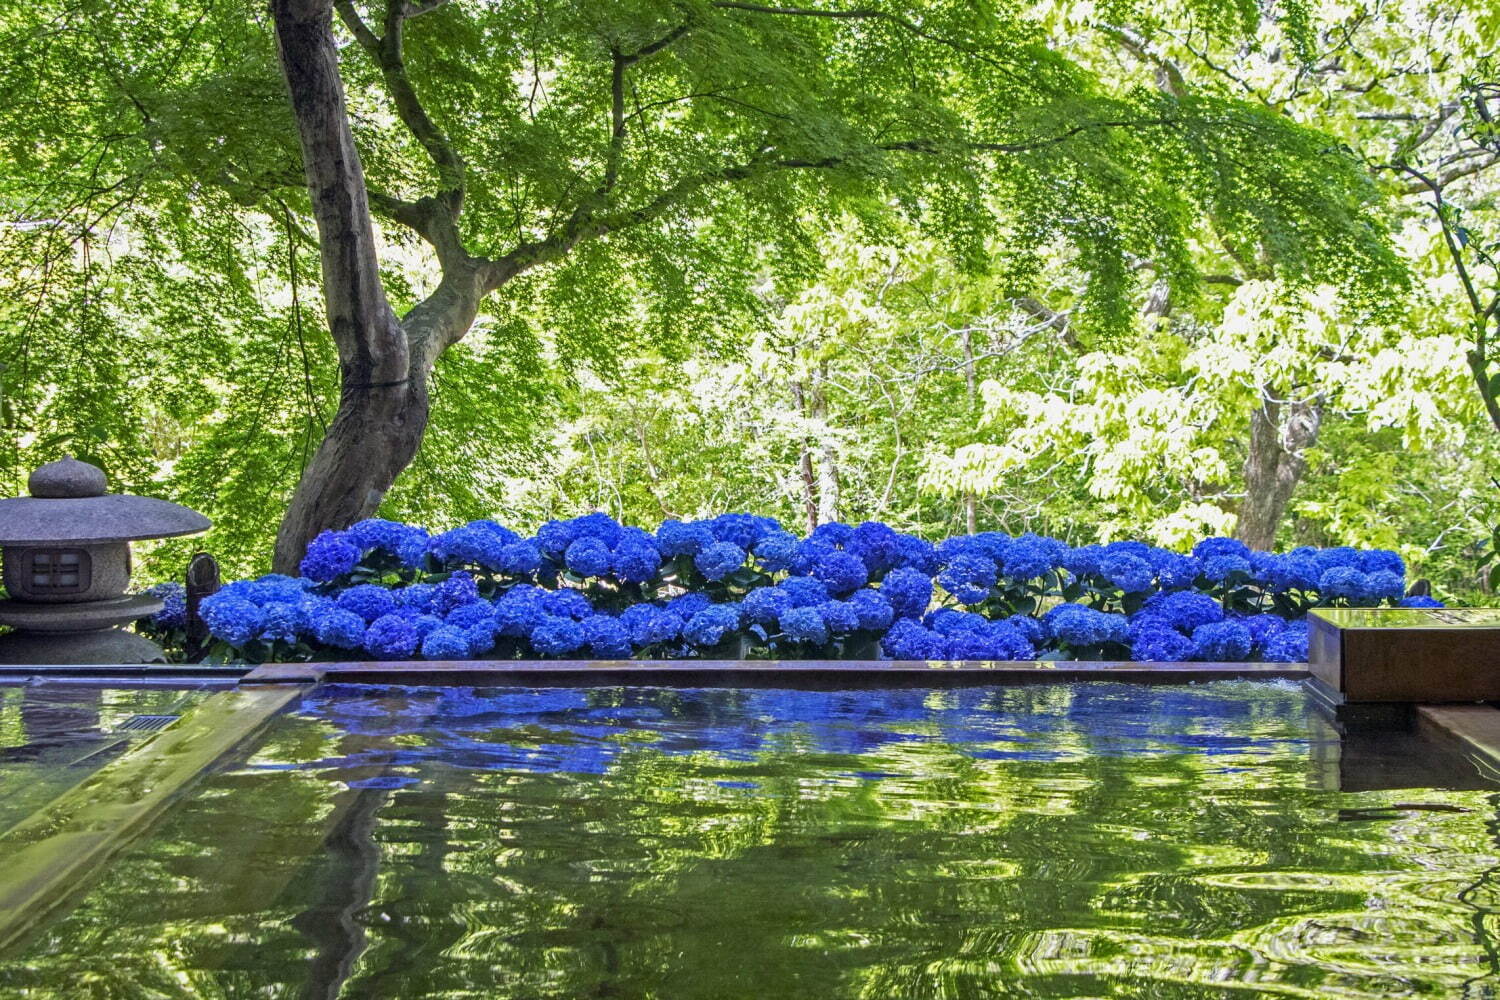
139 514 1442 665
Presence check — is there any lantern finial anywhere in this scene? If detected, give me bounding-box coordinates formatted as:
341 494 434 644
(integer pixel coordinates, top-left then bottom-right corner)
28 455 108 499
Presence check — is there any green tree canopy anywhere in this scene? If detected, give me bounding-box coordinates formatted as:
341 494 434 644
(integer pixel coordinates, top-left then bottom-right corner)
0 0 1406 572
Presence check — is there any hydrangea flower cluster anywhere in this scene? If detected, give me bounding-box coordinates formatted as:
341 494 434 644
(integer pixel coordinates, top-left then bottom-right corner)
172 514 1440 665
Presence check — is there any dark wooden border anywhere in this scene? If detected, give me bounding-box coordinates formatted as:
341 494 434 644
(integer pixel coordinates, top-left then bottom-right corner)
240 659 1309 688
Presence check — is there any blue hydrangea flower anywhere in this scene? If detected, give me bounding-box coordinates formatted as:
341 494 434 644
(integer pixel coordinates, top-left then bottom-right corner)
223 574 310 605
464 622 498 656
433 571 481 614
497 541 543 577
709 513 779 549
1240 613 1287 645
259 601 303 644
201 596 265 646
1257 552 1318 592
938 554 996 605
667 591 713 619
1318 566 1368 600
1202 554 1252 583
694 541 747 582
881 619 948 660
656 520 715 557
811 550 868 596
1002 534 1060 581
846 521 902 575
1045 604 1127 647
752 531 799 573
1192 620 1253 661
818 600 860 635
781 606 828 645
618 604 683 646
564 536 613 578
300 530 361 582
1149 549 1203 590
570 512 623 547
397 583 438 614
847 589 894 631
336 584 399 623
612 541 662 584
947 621 1034 660
893 535 939 574
684 604 742 647
529 615 586 656
1312 545 1360 576
534 519 579 559
582 615 633 658
426 521 518 571
311 606 366 649
1192 537 1252 563
146 583 187 629
1358 549 1405 576
926 608 988 635
1139 591 1223 632
1007 614 1046 647
741 587 793 626
445 602 496 631
542 588 594 620
421 625 472 660
1363 570 1405 601
808 522 854 547
348 518 431 566
409 614 446 639
779 576 830 608
1398 595 1445 609
789 539 837 576
1100 552 1153 593
1129 624 1195 662
1262 625 1309 662
881 567 932 620
1103 540 1154 561
1061 545 1104 577
364 613 419 659
494 586 546 637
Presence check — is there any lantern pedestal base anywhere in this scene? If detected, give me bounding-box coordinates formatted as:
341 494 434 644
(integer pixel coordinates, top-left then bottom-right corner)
0 626 166 665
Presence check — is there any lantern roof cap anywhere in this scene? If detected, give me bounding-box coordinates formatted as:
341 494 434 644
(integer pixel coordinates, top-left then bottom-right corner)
0 458 211 545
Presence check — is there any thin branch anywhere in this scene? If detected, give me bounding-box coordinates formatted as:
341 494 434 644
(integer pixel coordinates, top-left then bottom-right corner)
1397 152 1500 195
334 0 466 206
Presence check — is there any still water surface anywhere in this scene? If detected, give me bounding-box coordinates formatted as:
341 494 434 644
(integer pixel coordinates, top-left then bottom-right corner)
3 681 1500 998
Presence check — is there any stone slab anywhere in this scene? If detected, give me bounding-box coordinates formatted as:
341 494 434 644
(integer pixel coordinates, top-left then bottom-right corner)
1416 705 1500 776
0 628 166 666
0 595 161 632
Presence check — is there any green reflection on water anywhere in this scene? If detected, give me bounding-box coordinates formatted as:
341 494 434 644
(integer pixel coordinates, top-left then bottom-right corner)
0 684 212 833
2 681 1499 999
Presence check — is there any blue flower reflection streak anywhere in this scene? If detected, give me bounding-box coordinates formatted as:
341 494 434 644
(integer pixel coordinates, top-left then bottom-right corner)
276 682 1316 789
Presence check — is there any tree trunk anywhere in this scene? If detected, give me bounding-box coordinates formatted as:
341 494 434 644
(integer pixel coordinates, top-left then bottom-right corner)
269 0 488 573
812 373 840 525
1235 391 1322 551
790 379 819 532
961 327 978 534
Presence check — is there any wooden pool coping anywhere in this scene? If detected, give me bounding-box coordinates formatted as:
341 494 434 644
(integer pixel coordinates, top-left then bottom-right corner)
0 658 1313 688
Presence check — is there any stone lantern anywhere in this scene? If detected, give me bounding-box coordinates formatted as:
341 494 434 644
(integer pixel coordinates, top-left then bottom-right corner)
0 456 210 664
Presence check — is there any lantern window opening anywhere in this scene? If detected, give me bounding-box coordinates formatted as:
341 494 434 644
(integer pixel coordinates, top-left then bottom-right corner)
25 548 92 594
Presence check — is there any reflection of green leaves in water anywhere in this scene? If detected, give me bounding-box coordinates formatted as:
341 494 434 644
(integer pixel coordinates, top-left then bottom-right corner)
3 682 1500 998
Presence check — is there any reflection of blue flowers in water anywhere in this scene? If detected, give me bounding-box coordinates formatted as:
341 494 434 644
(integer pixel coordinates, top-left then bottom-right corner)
279 682 1315 788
